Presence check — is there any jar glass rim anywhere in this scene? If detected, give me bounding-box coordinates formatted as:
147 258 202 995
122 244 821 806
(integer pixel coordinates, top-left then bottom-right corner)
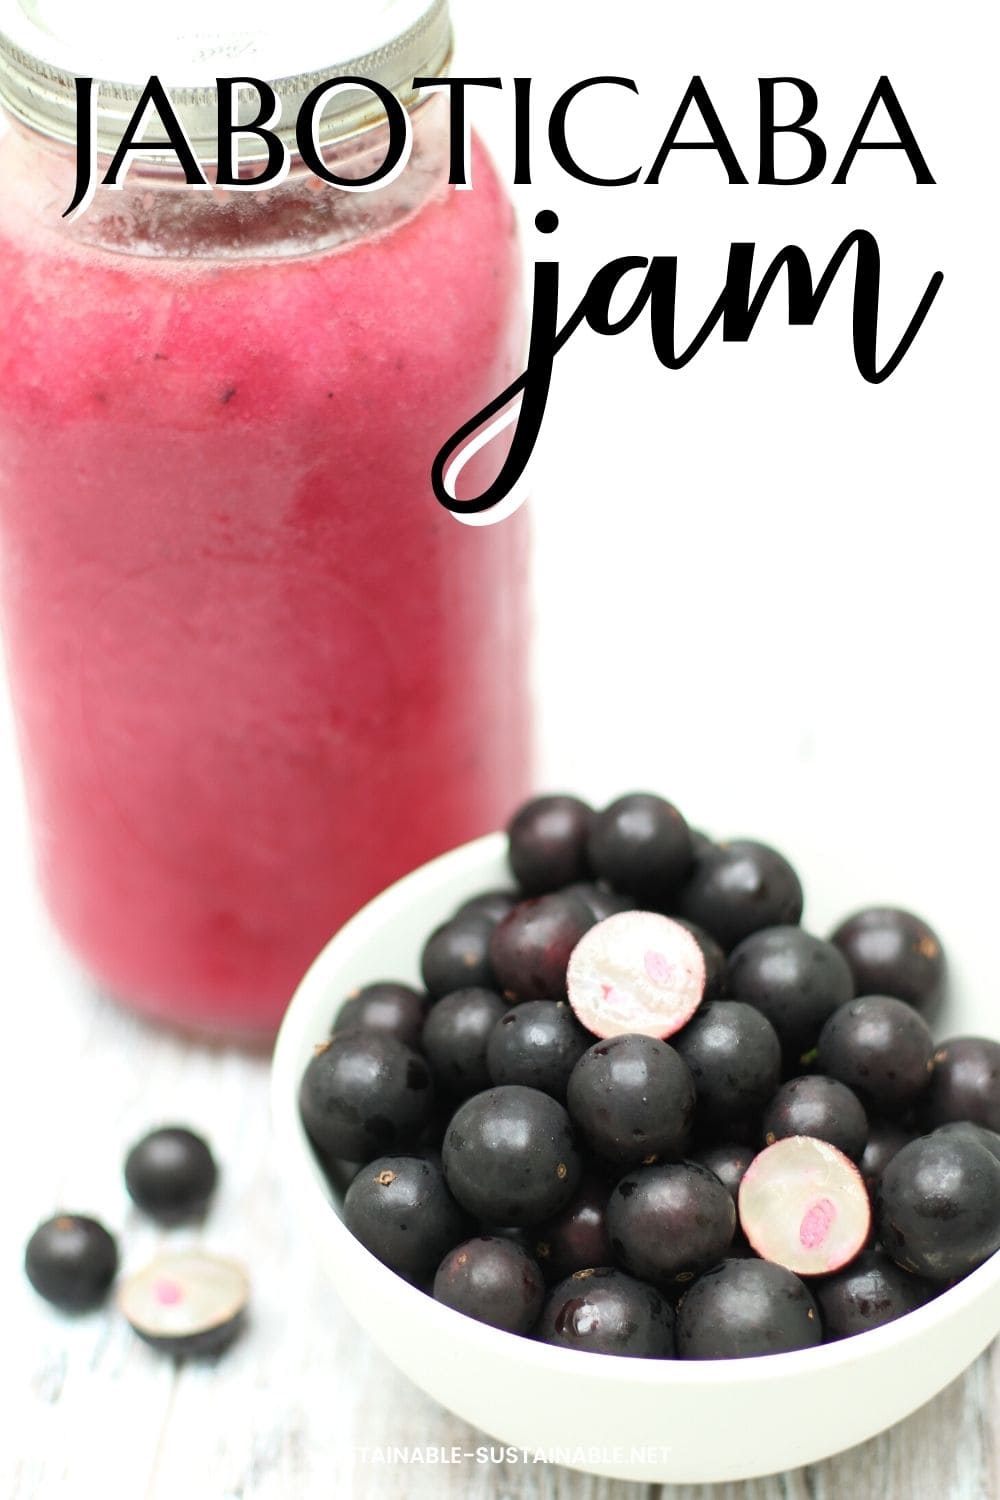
0 0 451 159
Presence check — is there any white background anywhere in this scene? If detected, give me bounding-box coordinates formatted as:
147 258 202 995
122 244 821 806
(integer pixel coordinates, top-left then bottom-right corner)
2 3 998 1496
452 0 997 989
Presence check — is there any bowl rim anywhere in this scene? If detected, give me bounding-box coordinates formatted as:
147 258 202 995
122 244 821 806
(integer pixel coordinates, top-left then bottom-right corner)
271 829 1000 1386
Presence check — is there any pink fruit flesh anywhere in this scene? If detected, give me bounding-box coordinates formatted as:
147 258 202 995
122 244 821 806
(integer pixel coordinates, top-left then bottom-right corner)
799 1197 836 1250
566 911 707 1040
738 1136 871 1276
120 1251 248 1340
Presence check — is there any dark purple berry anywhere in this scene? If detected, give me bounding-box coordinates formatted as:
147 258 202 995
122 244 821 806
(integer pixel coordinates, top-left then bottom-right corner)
566 1034 695 1166
607 1162 736 1284
416 1101 453 1151
538 1267 676 1357
442 1085 581 1226
673 1001 782 1130
726 926 853 1066
816 996 934 1117
333 982 431 1049
478 1225 535 1251
762 1076 868 1161
676 1259 821 1359
421 987 507 1098
690 1143 756 1203
932 1121 1000 1162
587 793 692 903
344 1156 471 1282
25 1214 118 1312
859 1119 913 1193
299 1033 434 1162
433 1236 545 1334
815 1248 935 1340
123 1127 218 1224
875 1134 1000 1281
672 918 727 1001
564 882 635 922
507 794 594 894
421 913 496 998
454 889 519 925
831 907 944 1014
924 1037 1000 1133
675 840 803 951
486 1000 591 1100
532 1175 612 1282
489 893 595 1003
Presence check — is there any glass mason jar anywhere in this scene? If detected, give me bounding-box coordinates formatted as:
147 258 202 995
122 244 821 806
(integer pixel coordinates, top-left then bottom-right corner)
0 3 531 1032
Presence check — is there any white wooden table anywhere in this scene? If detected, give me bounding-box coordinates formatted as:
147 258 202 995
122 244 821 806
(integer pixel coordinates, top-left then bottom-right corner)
3 675 998 1500
7 969 999 1500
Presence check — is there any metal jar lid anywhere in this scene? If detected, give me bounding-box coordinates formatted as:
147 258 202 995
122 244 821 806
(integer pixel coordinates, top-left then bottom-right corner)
0 0 452 160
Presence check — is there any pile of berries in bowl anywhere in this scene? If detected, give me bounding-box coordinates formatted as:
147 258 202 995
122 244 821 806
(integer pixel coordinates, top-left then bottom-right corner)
272 793 1000 1483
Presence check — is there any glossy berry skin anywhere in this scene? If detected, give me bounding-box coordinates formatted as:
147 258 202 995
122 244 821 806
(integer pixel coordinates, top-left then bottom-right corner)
124 1127 218 1224
486 1000 591 1100
442 1086 581 1226
587 793 693 904
433 1236 545 1334
332 982 431 1049
815 1248 934 1340
344 1156 470 1283
924 1037 1000 1133
830 907 944 1014
420 913 497 998
489 894 595 1004
690 1143 756 1204
299 1032 434 1162
816 996 934 1117
673 1001 782 1130
676 1258 821 1359
725 927 854 1067
566 1034 696 1166
875 1134 1000 1281
532 1176 612 1282
673 919 727 1002
480 1225 535 1252
538 1267 676 1357
675 840 804 952
932 1121 1000 1162
507 794 594 895
24 1214 119 1312
421 988 508 1098
859 1119 912 1193
454 889 519 925
762 1076 869 1162
607 1162 736 1285
565 883 634 923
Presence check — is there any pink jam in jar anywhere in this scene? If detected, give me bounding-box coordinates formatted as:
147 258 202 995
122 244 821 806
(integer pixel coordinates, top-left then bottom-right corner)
0 4 531 1031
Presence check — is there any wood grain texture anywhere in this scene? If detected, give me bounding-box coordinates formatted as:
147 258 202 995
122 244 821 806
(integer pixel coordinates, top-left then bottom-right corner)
6 953 1000 1500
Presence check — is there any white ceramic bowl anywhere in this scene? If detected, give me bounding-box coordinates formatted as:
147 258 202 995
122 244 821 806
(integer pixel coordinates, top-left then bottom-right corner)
271 831 1000 1484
